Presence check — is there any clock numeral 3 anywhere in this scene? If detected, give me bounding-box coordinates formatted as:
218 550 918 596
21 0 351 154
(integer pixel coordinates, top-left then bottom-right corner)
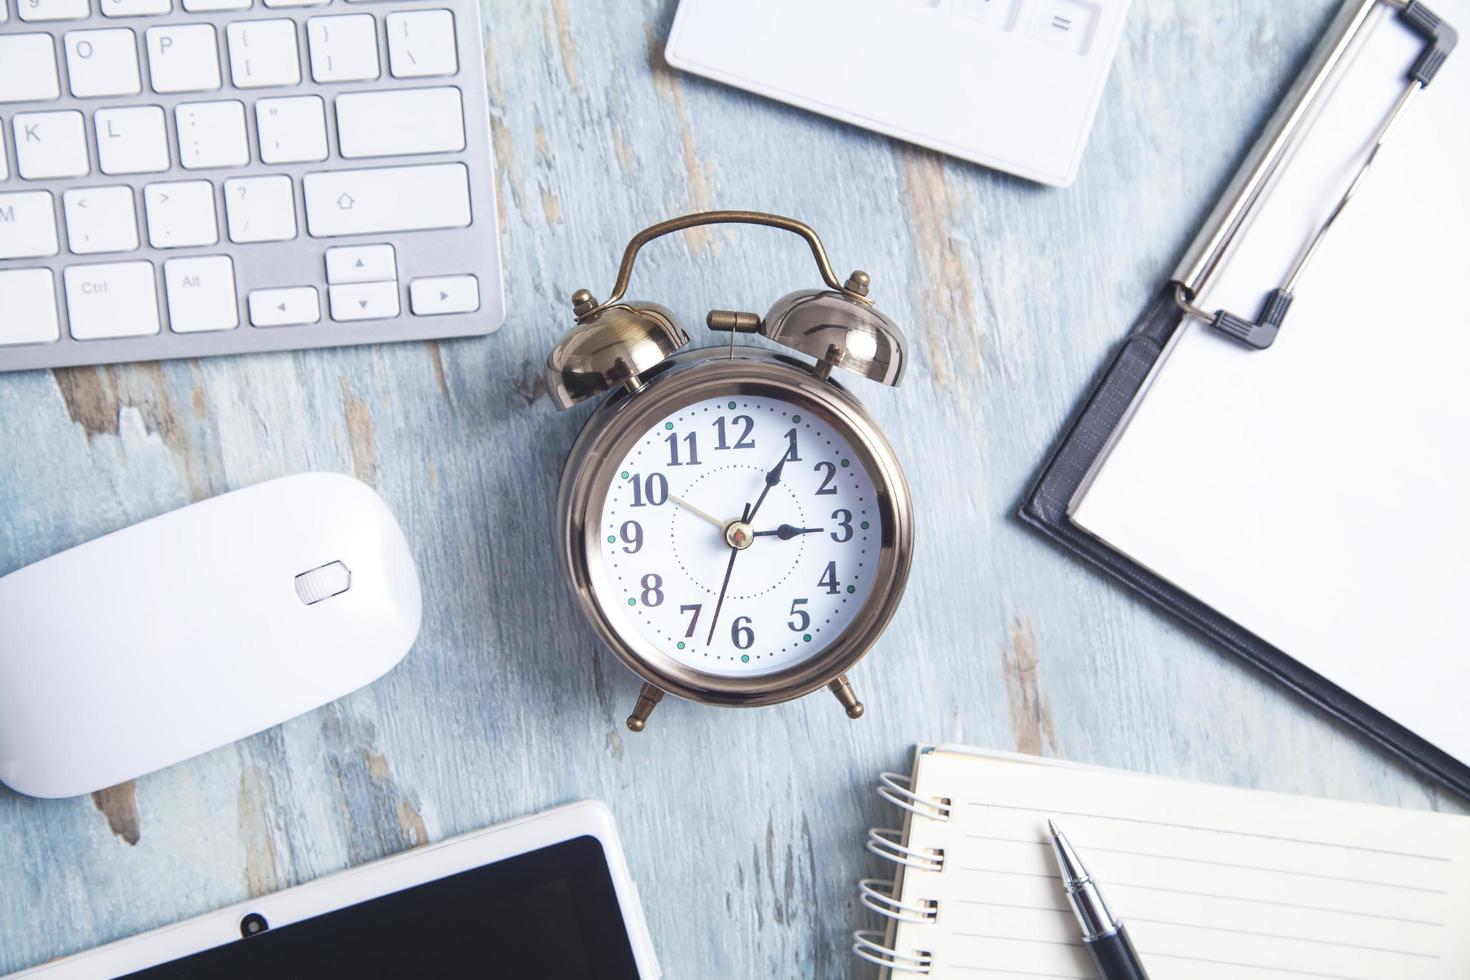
831 509 853 543
714 415 756 450
731 616 755 650
629 472 668 507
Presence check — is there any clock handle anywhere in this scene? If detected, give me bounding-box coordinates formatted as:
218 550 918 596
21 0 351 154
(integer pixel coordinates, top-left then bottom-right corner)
577 211 848 323
626 682 665 733
829 674 866 720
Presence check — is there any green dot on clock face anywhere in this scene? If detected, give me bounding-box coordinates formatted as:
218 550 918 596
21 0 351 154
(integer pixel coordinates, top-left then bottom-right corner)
677 641 686 650
664 422 673 430
803 634 812 643
607 535 616 544
860 521 870 530
846 585 855 594
840 458 850 468
621 470 630 480
727 401 737 410
627 598 637 606
791 414 801 423
740 654 750 663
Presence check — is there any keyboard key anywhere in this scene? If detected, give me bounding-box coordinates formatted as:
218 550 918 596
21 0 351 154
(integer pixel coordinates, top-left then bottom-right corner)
226 18 301 88
307 14 379 82
263 0 326 7
64 28 142 98
248 285 319 326
62 185 138 253
145 24 220 93
255 95 327 164
329 281 398 321
176 100 248 169
223 174 296 243
14 111 90 179
325 243 394 283
0 269 61 346
303 162 470 237
101 0 170 15
0 191 59 259
17 0 87 21
387 9 456 78
144 179 217 247
164 255 237 332
182 0 249 10
0 35 62 104
96 105 169 174
409 274 477 315
335 87 464 159
0 127 8 180
64 260 160 339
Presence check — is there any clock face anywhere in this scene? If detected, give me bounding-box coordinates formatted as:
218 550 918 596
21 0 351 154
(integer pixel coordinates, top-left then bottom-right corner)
594 393 882 678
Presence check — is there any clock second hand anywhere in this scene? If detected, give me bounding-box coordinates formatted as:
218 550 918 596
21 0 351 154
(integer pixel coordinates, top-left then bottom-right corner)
668 492 725 532
706 502 751 646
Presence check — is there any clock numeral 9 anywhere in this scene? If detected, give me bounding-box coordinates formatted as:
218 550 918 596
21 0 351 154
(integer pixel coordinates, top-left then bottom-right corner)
629 472 668 507
813 461 838 496
714 415 756 450
731 615 754 650
619 520 643 554
640 573 664 607
818 561 840 595
665 431 701 467
830 509 853 543
787 598 810 632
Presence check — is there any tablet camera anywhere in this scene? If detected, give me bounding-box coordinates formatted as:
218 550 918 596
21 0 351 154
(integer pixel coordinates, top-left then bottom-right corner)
239 912 269 938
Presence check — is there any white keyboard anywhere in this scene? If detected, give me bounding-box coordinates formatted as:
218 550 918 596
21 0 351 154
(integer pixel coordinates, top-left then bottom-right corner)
0 0 503 372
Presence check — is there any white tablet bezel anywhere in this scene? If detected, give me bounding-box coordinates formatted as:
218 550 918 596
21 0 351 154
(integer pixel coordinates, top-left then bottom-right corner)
7 800 660 980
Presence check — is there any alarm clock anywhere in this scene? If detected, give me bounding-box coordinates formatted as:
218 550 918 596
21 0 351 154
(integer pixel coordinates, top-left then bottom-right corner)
546 211 914 731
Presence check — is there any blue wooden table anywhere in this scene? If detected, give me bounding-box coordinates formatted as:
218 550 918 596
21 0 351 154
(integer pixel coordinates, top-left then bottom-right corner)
2 1 1464 976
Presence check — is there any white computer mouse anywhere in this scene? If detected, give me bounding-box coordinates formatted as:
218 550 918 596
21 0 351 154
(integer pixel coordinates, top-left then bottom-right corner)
0 472 422 799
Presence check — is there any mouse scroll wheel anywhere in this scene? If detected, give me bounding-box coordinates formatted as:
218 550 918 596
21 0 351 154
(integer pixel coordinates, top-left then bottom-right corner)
294 561 352 605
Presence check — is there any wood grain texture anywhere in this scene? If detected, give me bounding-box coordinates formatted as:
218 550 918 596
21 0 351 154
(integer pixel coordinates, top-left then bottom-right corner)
1 1 1464 976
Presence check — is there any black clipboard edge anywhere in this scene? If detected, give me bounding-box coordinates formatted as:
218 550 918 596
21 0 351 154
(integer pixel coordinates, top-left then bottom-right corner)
1019 286 1470 801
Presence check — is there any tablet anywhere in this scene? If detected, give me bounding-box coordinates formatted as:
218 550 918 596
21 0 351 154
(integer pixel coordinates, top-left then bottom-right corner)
8 801 660 980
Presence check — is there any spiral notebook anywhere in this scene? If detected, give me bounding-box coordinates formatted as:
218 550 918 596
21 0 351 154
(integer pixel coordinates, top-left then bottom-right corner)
853 746 1470 979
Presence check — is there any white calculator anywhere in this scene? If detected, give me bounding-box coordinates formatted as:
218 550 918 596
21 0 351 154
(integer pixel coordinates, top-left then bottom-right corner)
665 0 1131 187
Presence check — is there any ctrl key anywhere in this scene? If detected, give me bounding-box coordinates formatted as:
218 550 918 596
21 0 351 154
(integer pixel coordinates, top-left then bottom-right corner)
64 261 161 340
0 269 61 347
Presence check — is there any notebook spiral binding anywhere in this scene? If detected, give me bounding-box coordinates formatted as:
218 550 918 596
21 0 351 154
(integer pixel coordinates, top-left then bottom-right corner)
850 772 952 975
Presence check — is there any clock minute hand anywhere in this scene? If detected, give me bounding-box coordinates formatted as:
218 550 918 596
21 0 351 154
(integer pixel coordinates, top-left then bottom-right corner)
744 453 788 524
753 524 824 541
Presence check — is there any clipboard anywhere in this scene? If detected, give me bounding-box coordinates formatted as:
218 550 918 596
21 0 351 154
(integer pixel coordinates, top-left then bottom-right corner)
1021 0 1469 798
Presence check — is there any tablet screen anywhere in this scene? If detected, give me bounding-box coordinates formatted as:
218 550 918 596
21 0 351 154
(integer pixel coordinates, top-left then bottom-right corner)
121 835 642 979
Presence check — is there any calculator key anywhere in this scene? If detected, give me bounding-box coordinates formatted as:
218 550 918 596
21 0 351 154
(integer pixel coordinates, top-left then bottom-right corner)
64 260 161 340
101 0 170 16
325 243 395 284
1026 0 1098 56
164 255 238 333
386 9 457 78
96 105 170 174
0 35 61 104
0 269 61 346
226 19 301 89
335 87 464 159
0 191 60 259
14 111 90 179
248 286 319 326
145 24 220 93
64 29 142 98
329 281 398 321
176 100 248 169
409 275 477 316
303 163 470 237
143 179 217 247
256 95 327 164
223 175 296 243
62 185 138 254
307 14 379 82
18 0 88 22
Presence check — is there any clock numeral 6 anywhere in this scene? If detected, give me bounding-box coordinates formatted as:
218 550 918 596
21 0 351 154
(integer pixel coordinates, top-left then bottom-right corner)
629 472 668 507
813 461 838 496
818 561 840 595
640 573 664 607
831 509 853 543
619 520 643 553
731 615 754 650
787 597 810 632
714 415 756 450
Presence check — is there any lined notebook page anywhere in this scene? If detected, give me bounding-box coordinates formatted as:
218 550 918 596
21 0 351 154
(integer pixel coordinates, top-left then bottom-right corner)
884 748 1470 979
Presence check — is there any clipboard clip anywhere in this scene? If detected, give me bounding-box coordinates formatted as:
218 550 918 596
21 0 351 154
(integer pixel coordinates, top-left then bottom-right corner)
1175 0 1457 350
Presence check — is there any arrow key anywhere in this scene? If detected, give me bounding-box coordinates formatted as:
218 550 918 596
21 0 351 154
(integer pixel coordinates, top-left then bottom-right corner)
249 286 320 328
409 274 479 316
325 243 396 285
329 281 399 322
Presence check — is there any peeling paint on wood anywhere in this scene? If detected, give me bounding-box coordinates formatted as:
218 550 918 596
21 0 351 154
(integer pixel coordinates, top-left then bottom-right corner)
91 783 141 847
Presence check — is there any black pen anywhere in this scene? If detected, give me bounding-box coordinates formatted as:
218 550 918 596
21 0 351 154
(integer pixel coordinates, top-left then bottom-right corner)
1046 819 1151 980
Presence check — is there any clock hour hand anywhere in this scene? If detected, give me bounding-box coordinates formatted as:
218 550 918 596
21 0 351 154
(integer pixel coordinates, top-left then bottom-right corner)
668 492 725 531
753 524 823 541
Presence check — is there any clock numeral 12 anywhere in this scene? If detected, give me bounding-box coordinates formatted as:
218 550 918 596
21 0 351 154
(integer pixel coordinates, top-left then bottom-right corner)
714 415 756 450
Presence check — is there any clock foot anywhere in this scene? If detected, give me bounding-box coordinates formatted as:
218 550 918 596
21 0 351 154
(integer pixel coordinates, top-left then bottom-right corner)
828 674 865 719
626 683 665 732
